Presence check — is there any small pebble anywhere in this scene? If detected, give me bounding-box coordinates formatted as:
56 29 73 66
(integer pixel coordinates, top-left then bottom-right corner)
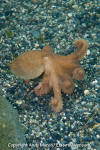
67 13 72 17
84 90 90 95
91 80 98 85
16 100 23 105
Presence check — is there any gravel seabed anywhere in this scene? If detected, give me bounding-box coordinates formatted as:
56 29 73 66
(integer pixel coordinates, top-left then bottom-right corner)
0 0 100 150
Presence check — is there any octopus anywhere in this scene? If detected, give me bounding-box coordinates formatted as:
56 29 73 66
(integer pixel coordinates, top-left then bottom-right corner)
8 39 88 112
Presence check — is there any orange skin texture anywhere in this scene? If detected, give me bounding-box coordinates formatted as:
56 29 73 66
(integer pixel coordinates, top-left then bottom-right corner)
9 39 88 112
8 50 44 80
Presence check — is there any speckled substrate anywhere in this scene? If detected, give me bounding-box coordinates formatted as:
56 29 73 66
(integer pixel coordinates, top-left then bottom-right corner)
0 0 100 150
